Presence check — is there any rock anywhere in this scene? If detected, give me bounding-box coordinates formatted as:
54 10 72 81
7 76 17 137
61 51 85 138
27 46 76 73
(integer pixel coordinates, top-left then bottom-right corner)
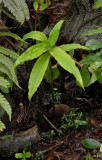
49 104 71 120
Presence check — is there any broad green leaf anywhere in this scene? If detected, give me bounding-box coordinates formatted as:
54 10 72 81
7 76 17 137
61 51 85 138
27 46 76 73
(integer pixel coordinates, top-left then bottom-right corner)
85 39 102 50
0 46 19 59
95 68 102 84
80 65 91 87
82 138 101 149
18 31 47 52
49 47 84 88
48 20 64 46
0 121 5 131
82 27 102 37
93 0 102 8
59 43 89 51
28 53 50 100
0 32 23 41
44 65 59 82
0 93 12 121
33 0 51 11
23 31 47 42
15 42 50 67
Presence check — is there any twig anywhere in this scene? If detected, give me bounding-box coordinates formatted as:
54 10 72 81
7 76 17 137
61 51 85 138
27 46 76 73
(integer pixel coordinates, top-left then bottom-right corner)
37 108 63 135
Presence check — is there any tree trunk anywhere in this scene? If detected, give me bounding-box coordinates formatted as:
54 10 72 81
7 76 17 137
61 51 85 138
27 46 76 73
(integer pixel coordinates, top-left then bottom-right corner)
60 0 102 43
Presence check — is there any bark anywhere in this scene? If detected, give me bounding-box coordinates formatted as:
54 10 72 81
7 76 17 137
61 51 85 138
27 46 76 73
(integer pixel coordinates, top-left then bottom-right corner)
60 0 102 43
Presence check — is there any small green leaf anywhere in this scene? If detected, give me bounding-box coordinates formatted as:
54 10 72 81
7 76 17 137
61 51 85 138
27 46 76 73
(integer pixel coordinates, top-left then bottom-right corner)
14 43 50 67
95 68 102 84
44 65 59 82
28 53 50 100
15 153 23 159
93 0 102 8
48 20 64 46
85 39 102 50
59 43 89 51
0 121 5 131
49 47 84 88
82 138 101 149
33 0 51 11
25 152 31 158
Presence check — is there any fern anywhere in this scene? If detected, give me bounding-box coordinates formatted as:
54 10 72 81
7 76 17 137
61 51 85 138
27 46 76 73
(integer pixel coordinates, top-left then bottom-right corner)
0 120 5 131
0 93 12 121
0 77 10 88
1 0 30 24
82 27 102 37
0 46 19 59
0 53 20 87
0 63 12 80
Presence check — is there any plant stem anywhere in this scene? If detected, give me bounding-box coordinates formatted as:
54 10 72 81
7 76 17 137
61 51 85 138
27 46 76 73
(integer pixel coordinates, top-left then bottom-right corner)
49 58 56 122
35 3 40 31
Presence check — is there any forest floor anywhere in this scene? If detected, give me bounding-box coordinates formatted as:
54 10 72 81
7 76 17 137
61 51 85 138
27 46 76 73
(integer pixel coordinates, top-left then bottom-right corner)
0 5 102 159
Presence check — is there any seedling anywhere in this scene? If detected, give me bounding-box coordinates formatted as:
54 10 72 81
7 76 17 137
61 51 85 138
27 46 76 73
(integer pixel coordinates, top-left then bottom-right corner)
34 151 46 160
14 20 89 119
60 109 87 129
15 150 31 160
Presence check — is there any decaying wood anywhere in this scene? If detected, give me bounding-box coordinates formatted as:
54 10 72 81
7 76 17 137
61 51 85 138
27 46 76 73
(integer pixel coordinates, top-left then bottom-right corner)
0 125 39 157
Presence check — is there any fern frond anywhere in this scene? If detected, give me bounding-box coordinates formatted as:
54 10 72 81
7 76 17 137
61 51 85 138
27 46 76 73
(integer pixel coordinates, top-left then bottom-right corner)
0 32 23 41
0 76 10 88
0 54 20 88
0 46 19 59
0 120 5 131
0 63 12 81
3 0 30 24
0 93 12 121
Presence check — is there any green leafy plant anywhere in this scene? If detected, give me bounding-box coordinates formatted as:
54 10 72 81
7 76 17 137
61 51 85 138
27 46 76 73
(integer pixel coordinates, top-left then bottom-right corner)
80 29 102 87
83 139 102 160
33 0 51 11
49 90 61 104
0 0 30 24
60 109 87 129
0 31 21 131
15 150 31 160
85 152 102 160
14 20 89 101
34 151 46 160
